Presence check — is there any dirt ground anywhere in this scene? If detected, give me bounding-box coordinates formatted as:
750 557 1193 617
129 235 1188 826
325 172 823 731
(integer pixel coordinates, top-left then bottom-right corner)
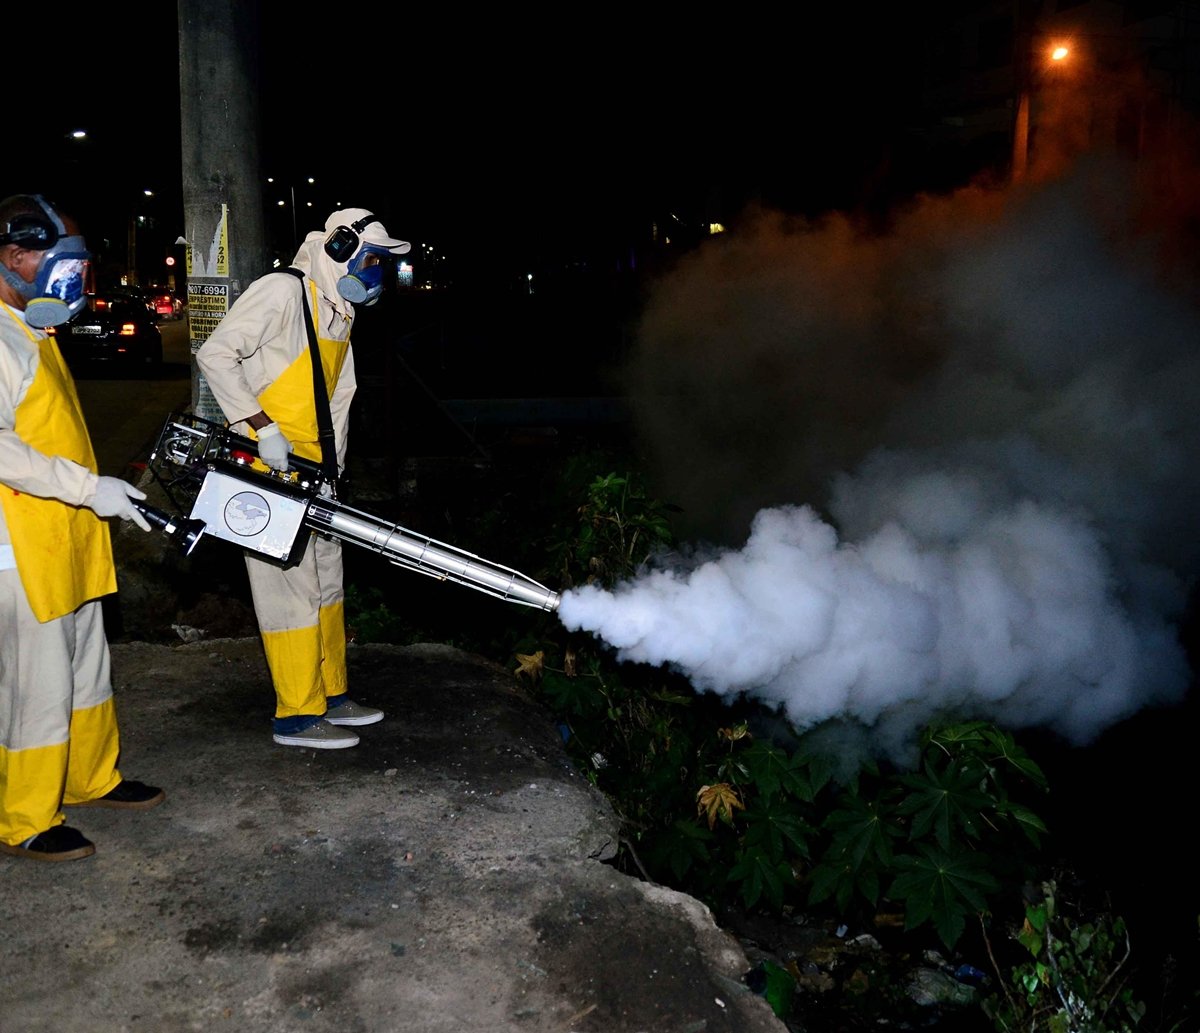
0 635 785 1033
0 448 788 1032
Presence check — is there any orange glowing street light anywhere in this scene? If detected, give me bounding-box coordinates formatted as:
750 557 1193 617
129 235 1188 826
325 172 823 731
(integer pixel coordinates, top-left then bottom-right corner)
1012 39 1075 181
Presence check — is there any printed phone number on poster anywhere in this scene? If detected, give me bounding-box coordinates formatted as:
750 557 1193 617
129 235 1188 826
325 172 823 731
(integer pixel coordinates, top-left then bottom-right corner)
187 287 228 309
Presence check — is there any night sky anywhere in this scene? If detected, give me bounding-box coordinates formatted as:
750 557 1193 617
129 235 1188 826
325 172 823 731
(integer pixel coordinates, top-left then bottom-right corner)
13 4 934 278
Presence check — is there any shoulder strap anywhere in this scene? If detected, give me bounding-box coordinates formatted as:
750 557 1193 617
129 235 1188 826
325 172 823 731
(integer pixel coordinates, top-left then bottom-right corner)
283 268 339 496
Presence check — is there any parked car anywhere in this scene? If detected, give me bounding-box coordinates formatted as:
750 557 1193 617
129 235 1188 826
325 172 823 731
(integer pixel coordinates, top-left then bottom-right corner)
147 287 184 321
49 297 163 373
91 286 182 322
91 286 151 314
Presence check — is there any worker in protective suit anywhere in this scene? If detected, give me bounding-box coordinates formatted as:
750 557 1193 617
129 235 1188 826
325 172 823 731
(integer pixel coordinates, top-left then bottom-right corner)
0 194 165 862
196 208 410 749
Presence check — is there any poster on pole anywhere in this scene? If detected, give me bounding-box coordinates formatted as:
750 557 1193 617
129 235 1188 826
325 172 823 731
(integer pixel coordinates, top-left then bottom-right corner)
184 204 229 279
186 282 229 422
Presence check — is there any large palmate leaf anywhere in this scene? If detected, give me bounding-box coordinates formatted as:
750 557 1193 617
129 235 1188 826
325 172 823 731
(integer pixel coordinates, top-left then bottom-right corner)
807 794 903 911
729 847 796 910
896 761 994 849
649 818 715 883
807 852 883 913
997 800 1049 849
736 740 818 802
741 797 816 862
821 792 904 870
888 842 1000 949
697 782 744 829
923 721 1048 789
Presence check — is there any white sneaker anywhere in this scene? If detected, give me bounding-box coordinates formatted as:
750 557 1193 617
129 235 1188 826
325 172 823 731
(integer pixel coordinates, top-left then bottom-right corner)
324 699 384 727
273 720 360 749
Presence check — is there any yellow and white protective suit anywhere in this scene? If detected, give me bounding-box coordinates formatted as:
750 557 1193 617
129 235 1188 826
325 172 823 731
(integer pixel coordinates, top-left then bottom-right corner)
195 233 357 728
0 300 125 846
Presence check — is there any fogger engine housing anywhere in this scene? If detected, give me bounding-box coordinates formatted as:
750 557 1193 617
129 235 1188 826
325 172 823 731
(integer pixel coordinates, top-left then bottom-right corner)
191 466 312 567
147 412 561 612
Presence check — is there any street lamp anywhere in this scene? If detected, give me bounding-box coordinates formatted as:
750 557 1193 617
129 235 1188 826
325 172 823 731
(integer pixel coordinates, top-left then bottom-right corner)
1012 38 1074 182
128 189 156 286
267 176 316 251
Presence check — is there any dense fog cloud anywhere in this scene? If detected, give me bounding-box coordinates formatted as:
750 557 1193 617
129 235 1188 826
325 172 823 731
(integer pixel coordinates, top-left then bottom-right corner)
558 155 1200 764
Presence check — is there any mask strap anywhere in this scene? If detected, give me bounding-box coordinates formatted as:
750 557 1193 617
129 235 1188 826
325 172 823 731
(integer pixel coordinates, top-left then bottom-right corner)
32 195 67 237
0 263 36 300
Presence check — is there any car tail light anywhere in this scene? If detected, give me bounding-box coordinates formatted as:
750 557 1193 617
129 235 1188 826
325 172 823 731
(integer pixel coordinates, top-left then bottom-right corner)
119 322 137 336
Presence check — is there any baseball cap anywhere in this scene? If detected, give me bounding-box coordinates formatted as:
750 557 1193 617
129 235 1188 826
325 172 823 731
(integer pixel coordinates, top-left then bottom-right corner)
325 208 411 254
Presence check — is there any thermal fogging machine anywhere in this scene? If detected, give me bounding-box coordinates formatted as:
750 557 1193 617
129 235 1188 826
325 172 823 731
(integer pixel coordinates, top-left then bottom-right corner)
139 411 561 613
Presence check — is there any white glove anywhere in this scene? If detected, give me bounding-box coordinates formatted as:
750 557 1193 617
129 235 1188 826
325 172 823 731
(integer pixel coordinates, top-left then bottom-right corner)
87 477 151 532
256 422 291 472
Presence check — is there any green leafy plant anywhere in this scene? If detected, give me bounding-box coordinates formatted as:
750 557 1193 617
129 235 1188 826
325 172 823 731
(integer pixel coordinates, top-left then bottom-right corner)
546 461 680 591
805 771 904 915
980 879 1147 1032
802 721 1048 949
344 584 407 644
517 455 1053 953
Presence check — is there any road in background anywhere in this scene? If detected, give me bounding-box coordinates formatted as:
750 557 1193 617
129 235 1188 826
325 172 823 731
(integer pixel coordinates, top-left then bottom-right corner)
73 317 192 478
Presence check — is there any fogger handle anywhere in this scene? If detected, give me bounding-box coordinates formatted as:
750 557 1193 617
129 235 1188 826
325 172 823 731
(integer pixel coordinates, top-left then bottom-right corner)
133 501 206 557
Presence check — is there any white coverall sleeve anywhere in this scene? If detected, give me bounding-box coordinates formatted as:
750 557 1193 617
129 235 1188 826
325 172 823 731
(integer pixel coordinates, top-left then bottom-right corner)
0 337 97 506
195 276 297 425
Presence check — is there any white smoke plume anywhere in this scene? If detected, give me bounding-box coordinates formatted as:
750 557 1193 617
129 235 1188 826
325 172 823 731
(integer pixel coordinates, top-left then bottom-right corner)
557 155 1200 765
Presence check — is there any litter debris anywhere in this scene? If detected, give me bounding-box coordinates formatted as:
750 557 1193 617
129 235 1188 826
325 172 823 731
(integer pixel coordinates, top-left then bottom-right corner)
171 623 205 643
907 966 978 1007
744 960 796 1019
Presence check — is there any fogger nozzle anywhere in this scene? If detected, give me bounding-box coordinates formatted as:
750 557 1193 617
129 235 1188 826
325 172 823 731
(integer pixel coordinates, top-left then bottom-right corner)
306 500 561 612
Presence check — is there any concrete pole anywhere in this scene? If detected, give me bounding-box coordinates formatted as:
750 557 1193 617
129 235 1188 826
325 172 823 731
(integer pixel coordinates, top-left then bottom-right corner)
177 0 266 422
1011 90 1030 182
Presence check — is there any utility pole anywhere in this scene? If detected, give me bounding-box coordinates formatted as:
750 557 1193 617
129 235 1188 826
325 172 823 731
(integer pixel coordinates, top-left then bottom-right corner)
1011 0 1036 182
177 0 266 422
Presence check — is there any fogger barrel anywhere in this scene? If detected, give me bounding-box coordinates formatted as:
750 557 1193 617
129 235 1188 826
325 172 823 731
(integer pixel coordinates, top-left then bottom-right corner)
146 412 561 613
305 500 560 610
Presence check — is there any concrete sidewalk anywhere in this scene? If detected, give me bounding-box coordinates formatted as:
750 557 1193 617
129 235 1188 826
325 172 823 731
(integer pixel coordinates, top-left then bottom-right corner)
0 637 785 1033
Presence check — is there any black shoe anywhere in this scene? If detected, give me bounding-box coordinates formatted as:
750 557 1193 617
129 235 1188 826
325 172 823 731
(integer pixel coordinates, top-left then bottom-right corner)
71 779 165 810
0 825 96 862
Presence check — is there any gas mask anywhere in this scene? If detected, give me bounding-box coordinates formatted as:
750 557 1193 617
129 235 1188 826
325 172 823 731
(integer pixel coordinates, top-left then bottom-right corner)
336 244 394 306
0 197 91 328
23 236 91 328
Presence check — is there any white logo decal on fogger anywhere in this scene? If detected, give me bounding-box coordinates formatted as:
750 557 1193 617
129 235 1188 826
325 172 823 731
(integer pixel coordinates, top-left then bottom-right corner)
224 491 271 537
